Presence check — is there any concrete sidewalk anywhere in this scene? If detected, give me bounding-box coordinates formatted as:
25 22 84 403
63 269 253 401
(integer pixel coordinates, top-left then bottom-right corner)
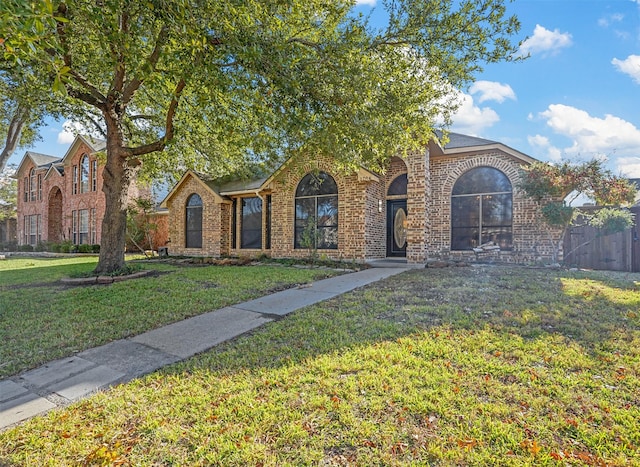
0 267 407 430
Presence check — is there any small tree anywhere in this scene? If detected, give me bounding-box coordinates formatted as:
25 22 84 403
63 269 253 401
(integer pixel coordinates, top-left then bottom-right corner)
126 197 157 258
299 216 322 267
519 160 637 263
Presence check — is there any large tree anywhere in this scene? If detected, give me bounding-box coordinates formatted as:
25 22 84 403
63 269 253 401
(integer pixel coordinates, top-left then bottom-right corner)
1 0 522 273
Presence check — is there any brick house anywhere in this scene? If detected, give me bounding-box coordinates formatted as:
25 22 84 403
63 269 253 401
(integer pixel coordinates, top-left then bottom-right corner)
162 133 554 264
14 135 163 249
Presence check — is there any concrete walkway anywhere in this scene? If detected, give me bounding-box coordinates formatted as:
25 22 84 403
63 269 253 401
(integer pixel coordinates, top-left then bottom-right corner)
0 267 407 430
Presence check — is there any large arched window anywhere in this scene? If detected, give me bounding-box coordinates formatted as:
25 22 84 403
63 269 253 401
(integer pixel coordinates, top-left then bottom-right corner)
80 155 90 193
451 167 512 250
185 193 203 248
294 172 338 249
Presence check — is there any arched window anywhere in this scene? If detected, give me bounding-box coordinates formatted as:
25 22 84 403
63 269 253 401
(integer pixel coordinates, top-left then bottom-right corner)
451 167 512 250
185 193 203 248
80 155 90 193
294 172 338 249
387 174 408 196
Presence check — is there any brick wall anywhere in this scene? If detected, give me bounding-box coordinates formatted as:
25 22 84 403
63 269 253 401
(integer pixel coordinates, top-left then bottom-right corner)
268 155 374 261
163 150 557 263
428 152 556 262
16 140 165 249
165 175 229 257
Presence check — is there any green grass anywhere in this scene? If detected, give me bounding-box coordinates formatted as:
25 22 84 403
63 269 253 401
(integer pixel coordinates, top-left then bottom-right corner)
0 256 339 378
1 265 639 465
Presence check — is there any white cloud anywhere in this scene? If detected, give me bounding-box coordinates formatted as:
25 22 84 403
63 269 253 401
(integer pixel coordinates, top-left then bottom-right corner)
57 120 102 144
469 81 516 104
354 0 376 5
527 134 562 162
518 24 572 57
57 120 81 144
449 90 500 135
598 13 624 27
612 55 640 84
617 157 640 177
538 104 640 176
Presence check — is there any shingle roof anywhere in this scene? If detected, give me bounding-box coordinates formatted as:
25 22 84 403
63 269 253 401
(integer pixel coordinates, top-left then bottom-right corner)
26 152 61 168
442 132 498 149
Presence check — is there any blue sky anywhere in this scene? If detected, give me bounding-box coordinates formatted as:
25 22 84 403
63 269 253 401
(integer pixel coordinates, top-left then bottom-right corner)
10 0 640 177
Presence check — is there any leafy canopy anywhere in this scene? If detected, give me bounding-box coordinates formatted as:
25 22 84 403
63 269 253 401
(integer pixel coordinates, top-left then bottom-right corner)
2 0 522 178
1 0 522 273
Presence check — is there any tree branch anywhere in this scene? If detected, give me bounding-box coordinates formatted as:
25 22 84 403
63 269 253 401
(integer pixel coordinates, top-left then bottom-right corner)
55 3 107 109
126 78 186 157
122 25 170 105
0 104 29 172
111 10 129 98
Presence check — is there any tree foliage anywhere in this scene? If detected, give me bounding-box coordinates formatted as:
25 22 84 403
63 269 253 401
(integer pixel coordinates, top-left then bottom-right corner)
1 0 523 273
0 165 17 221
519 160 637 263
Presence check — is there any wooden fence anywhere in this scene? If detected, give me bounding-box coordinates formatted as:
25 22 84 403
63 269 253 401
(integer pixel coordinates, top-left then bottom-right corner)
563 206 640 272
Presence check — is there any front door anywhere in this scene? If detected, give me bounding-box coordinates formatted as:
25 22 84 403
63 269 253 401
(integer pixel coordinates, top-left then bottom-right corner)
387 199 407 257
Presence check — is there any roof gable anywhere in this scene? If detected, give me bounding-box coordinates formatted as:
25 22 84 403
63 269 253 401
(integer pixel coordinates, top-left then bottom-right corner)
430 131 537 164
14 151 61 177
160 170 228 208
60 135 106 165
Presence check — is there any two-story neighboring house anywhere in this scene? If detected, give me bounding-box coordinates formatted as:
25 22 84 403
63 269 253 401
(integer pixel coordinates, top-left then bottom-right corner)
14 135 157 248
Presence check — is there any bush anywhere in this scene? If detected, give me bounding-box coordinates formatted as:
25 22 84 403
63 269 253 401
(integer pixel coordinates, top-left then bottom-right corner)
77 244 92 253
18 244 34 252
91 244 100 253
59 241 74 253
0 241 17 251
35 242 50 252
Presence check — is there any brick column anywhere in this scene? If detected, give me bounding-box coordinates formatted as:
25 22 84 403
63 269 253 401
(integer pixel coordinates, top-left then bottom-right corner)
405 149 430 264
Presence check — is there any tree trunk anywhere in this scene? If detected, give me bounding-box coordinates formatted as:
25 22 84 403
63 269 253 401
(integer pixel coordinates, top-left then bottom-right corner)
0 104 29 172
94 118 139 274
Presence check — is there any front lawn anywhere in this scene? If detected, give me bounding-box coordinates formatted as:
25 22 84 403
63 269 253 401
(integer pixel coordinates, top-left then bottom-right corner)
1 265 639 465
0 256 339 378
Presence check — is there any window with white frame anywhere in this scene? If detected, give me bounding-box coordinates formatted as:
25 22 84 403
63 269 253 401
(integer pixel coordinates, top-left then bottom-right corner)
80 155 90 193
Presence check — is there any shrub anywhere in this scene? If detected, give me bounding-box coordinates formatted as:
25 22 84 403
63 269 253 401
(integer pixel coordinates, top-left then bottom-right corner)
59 241 74 253
35 242 50 252
77 244 92 253
18 244 34 252
91 244 100 253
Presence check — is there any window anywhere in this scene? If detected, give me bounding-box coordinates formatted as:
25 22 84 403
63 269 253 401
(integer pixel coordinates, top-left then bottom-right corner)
241 197 262 249
37 174 42 201
78 209 89 244
388 174 408 196
185 193 203 248
24 214 40 245
29 169 36 201
265 195 272 250
231 199 237 249
23 177 28 202
72 210 77 244
80 155 89 193
72 165 78 195
294 172 338 249
92 159 98 191
90 208 97 244
451 167 512 250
